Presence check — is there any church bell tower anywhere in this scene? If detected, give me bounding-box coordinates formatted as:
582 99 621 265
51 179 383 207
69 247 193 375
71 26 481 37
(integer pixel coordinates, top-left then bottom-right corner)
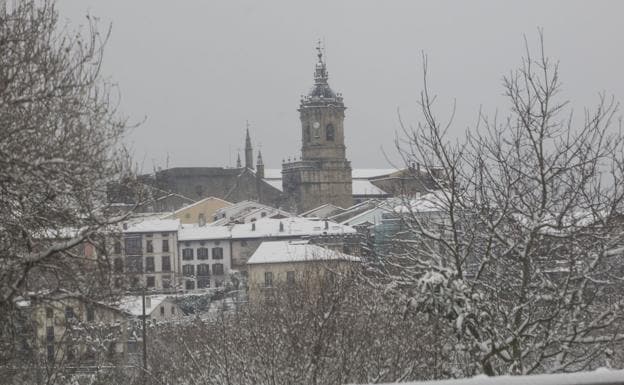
282 42 353 213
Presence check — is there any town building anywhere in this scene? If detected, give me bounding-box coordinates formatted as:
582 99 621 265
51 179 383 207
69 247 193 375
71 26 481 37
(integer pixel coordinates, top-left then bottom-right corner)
114 219 181 292
27 290 181 368
177 226 231 290
176 216 358 283
162 196 232 225
228 216 358 270
246 240 360 302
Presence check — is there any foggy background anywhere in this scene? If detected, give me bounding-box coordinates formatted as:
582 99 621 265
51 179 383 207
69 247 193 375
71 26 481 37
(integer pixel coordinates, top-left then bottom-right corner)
55 0 624 172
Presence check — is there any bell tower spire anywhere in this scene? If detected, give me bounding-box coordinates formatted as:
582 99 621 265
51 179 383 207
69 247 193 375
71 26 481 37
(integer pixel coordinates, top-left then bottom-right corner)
282 41 353 213
299 40 346 161
244 120 253 169
314 40 329 86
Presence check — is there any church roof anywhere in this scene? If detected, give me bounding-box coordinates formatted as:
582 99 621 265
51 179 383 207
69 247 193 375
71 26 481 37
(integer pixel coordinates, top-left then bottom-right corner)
262 168 391 196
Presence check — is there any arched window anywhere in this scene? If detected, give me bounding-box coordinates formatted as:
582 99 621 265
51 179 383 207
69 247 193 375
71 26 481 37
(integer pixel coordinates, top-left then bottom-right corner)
304 125 311 143
326 124 335 141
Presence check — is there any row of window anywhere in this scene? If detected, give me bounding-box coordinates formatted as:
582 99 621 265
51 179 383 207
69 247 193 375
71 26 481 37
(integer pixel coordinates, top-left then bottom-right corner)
182 263 224 277
116 255 172 273
45 305 95 323
263 271 296 287
114 275 173 289
184 278 223 290
182 247 223 261
115 238 170 255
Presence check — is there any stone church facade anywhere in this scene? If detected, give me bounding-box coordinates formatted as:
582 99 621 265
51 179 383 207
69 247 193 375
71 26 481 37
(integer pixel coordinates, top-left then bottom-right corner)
282 46 353 213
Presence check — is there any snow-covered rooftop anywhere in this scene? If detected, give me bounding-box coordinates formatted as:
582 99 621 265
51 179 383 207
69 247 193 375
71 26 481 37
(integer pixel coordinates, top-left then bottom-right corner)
167 196 232 216
247 240 360 264
351 169 398 178
263 178 283 191
116 295 171 317
179 217 356 241
300 203 343 217
124 219 180 233
230 217 356 239
263 169 283 179
179 225 231 241
352 179 388 196
392 191 448 213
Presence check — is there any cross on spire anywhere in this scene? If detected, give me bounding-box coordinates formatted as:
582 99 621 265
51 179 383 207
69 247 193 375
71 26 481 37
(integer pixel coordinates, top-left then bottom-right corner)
316 39 323 62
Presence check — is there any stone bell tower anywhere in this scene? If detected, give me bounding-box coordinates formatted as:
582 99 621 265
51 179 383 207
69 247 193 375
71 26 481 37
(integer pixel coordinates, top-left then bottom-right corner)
282 42 353 213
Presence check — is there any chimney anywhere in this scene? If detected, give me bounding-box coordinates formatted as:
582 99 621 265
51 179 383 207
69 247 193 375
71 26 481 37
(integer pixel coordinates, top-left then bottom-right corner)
251 222 256 231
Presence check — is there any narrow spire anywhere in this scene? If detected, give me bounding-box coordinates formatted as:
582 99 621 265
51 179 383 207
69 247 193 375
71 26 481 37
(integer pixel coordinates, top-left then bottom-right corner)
256 150 265 179
236 152 242 168
314 39 328 85
244 120 253 169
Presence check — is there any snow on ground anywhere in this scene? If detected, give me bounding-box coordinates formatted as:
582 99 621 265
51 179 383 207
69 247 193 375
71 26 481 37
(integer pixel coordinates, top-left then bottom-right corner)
366 368 624 385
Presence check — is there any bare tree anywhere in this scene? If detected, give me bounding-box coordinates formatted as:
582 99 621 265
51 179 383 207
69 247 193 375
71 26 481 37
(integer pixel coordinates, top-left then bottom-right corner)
0 0 138 376
143 268 439 385
389 32 624 377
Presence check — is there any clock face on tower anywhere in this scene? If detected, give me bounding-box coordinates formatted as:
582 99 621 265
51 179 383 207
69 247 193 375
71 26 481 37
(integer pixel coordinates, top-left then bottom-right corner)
312 121 320 129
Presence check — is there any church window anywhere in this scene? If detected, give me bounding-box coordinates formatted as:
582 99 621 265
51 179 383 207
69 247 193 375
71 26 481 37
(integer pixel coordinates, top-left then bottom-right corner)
314 126 320 138
326 124 335 141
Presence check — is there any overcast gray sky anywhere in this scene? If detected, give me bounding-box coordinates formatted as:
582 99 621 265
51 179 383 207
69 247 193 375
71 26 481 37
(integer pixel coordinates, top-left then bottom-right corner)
55 0 624 171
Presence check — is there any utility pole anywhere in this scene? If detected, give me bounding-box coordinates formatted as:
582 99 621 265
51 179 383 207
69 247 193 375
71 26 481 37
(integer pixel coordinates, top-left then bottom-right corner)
141 287 147 382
